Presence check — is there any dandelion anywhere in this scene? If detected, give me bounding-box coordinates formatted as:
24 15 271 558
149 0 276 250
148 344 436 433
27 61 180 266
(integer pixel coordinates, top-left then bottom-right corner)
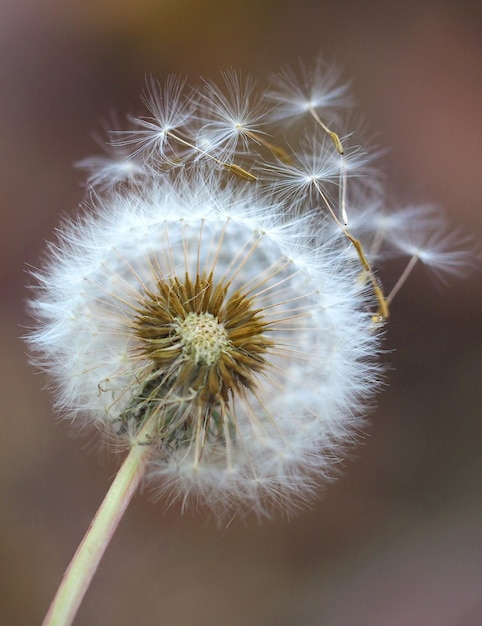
27 62 470 626
29 173 380 517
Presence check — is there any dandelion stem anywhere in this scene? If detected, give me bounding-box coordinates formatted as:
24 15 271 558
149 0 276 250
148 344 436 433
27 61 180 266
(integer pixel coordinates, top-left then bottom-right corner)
308 106 344 155
42 416 158 626
312 179 389 319
386 254 419 305
166 130 257 181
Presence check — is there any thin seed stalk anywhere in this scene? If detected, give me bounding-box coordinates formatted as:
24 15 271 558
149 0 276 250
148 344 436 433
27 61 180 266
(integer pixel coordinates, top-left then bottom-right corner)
42 415 158 626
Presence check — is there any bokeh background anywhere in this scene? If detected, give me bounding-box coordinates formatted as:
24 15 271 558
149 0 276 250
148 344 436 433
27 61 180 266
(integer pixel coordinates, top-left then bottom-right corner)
1 1 481 624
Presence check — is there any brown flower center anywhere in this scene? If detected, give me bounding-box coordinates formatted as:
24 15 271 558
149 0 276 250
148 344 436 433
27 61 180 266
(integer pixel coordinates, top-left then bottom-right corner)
132 272 273 406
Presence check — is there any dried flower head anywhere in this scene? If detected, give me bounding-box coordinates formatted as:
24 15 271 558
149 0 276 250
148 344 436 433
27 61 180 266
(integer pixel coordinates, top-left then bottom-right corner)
28 62 468 520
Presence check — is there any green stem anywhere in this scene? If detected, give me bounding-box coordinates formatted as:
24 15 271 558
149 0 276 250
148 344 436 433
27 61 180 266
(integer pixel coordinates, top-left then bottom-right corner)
42 416 158 626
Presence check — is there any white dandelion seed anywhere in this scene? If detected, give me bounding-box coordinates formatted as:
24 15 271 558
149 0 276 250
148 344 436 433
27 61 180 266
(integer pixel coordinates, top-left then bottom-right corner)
194 71 269 161
75 122 145 190
75 151 144 189
386 206 475 278
259 131 375 210
267 57 352 124
111 75 195 163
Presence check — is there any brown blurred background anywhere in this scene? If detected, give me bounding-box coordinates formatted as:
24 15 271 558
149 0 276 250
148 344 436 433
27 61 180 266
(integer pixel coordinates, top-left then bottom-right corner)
1 1 481 624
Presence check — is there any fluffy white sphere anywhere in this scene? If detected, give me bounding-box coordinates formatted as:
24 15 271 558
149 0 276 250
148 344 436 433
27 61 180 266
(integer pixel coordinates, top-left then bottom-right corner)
29 169 381 518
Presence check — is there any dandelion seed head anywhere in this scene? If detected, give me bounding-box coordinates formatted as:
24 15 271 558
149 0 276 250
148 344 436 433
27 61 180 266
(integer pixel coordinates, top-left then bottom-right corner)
27 62 471 520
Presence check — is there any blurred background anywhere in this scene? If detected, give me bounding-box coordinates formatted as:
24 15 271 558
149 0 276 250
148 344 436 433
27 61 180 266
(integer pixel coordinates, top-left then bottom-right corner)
1 1 481 624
